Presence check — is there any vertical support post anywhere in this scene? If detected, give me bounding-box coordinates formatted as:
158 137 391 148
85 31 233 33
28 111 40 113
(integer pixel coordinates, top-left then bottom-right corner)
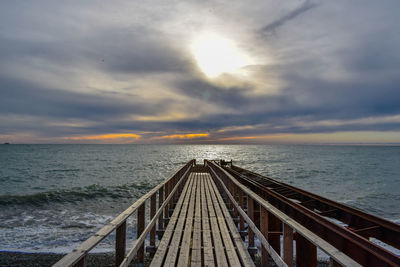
137 203 145 264
75 255 87 267
283 223 294 267
164 182 170 227
260 206 269 266
150 193 156 251
239 190 245 236
168 180 174 216
232 184 238 223
248 196 255 248
329 258 341 267
269 213 282 255
158 187 164 237
115 221 126 266
296 234 317 267
173 175 178 203
228 180 234 212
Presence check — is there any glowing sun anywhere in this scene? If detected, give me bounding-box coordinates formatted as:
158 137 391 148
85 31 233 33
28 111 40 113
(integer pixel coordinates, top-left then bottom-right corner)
191 34 252 78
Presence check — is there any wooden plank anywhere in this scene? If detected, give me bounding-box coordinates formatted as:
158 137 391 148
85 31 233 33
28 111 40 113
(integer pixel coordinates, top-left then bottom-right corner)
248 196 255 248
150 193 157 248
158 187 164 233
191 173 202 265
115 220 126 266
239 189 245 240
164 173 196 266
177 173 198 266
164 180 170 227
207 176 242 266
269 213 282 255
330 258 342 267
201 173 215 267
283 223 294 267
207 174 255 267
261 206 269 266
137 203 145 264
75 255 87 267
204 173 229 267
296 233 317 267
150 174 194 267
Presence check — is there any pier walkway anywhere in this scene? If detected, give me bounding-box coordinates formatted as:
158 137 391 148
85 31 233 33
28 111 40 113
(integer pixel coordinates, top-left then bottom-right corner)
54 160 400 267
150 172 253 267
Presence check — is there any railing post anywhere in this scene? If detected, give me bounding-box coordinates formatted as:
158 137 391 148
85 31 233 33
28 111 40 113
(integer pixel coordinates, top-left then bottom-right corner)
115 221 126 266
137 203 145 264
239 189 245 231
150 193 156 253
75 255 87 267
232 184 239 224
164 182 170 227
168 180 174 216
296 233 317 267
261 206 269 266
283 223 294 267
227 180 234 211
269 213 282 255
173 174 178 203
329 258 341 267
248 195 255 250
158 187 164 238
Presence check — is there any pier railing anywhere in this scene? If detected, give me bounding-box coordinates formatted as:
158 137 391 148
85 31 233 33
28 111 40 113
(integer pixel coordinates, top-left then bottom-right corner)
54 159 195 267
206 160 361 267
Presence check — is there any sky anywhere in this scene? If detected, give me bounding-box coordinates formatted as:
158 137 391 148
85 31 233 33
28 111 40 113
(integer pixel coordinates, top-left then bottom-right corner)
1 0 400 144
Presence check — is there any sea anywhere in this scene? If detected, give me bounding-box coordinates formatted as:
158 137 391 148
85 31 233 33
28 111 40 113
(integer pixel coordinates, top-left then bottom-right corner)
0 144 399 254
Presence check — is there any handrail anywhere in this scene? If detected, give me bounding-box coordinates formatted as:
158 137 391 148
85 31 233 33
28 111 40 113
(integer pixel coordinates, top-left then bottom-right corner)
206 160 361 267
119 165 191 266
53 159 195 267
208 163 288 267
230 164 400 249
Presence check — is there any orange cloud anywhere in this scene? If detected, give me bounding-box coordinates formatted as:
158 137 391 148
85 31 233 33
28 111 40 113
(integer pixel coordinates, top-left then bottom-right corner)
153 133 209 140
219 134 287 141
66 133 141 140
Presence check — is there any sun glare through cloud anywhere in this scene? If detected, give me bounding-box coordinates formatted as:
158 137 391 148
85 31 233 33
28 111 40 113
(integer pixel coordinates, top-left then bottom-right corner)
190 33 253 78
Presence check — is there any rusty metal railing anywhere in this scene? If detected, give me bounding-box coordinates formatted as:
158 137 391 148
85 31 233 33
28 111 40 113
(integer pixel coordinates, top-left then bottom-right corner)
206 160 361 267
53 159 195 267
218 160 400 267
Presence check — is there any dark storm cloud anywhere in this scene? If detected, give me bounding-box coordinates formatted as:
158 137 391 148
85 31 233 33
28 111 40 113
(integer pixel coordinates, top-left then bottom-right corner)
174 79 252 109
281 74 400 119
0 76 167 119
0 27 191 75
95 29 192 74
261 0 318 34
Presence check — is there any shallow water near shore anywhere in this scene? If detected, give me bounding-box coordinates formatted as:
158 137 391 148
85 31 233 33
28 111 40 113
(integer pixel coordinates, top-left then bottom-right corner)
0 144 399 254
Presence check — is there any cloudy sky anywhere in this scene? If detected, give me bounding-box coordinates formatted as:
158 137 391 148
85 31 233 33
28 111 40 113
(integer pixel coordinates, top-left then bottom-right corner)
1 0 400 144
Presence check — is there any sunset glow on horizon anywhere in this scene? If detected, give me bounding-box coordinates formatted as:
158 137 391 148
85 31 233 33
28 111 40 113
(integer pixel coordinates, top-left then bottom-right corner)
65 133 141 141
153 133 209 140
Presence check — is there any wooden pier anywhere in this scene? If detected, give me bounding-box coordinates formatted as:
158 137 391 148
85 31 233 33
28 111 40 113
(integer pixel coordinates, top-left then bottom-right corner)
54 160 400 267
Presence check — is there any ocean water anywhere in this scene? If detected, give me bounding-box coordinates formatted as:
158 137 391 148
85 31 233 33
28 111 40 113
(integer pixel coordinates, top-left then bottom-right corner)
0 144 399 253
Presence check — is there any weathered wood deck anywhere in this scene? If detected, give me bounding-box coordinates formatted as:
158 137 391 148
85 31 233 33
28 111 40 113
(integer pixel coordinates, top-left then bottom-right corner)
55 159 400 267
150 172 254 267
